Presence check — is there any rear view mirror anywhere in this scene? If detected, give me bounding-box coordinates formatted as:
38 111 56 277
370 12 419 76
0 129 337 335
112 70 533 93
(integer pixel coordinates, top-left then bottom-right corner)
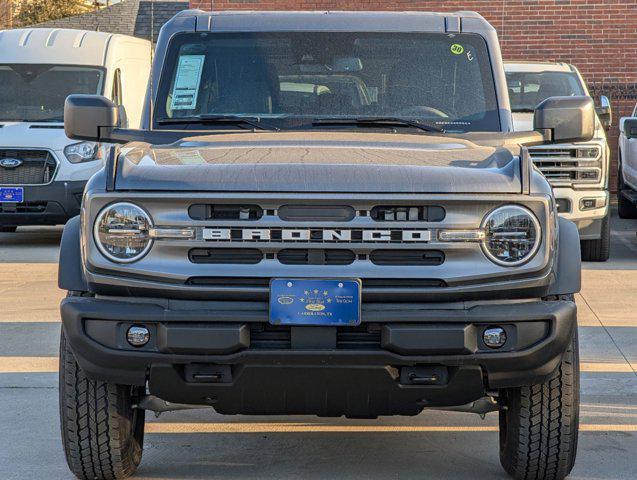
534 96 595 143
64 95 122 142
622 118 637 139
596 95 612 130
331 56 363 73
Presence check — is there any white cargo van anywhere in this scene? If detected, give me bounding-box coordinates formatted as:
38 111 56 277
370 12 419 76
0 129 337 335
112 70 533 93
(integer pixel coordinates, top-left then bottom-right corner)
0 28 151 231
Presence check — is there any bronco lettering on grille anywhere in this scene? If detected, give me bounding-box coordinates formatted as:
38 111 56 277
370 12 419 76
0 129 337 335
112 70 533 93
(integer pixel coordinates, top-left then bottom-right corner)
202 228 431 243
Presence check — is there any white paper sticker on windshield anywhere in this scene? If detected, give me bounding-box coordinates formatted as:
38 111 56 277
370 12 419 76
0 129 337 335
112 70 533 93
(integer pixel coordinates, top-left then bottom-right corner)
170 55 205 110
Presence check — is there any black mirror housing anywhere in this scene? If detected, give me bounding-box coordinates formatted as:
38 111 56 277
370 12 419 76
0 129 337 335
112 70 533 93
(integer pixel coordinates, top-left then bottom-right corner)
596 95 612 130
533 96 595 143
64 95 122 142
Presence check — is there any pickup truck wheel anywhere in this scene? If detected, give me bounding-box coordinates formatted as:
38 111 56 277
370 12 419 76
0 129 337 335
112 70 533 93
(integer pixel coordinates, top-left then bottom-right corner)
0 226 17 232
59 329 145 480
580 212 610 262
499 327 579 480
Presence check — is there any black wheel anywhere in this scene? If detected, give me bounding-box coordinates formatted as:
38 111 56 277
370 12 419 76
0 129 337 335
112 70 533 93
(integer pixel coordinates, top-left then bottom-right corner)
59 329 145 479
580 212 610 262
617 161 637 219
499 327 579 480
0 226 17 232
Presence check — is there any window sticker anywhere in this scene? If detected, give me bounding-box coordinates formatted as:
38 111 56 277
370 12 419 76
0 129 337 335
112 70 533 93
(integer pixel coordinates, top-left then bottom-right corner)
450 44 464 55
170 55 205 110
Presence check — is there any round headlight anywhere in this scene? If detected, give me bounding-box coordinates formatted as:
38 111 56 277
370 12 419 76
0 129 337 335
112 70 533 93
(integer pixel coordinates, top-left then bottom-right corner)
94 202 153 263
482 205 541 266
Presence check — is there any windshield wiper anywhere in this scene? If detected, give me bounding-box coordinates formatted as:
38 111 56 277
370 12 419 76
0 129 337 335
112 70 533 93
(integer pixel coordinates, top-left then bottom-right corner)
511 108 535 113
157 114 279 131
312 117 445 133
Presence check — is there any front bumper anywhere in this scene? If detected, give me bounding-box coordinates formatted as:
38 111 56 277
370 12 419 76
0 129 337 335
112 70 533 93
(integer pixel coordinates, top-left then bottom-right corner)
0 180 85 226
553 187 608 239
61 296 577 416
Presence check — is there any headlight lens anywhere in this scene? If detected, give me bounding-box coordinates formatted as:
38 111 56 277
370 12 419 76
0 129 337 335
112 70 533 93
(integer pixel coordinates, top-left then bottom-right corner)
482 205 541 266
64 142 100 163
94 202 153 263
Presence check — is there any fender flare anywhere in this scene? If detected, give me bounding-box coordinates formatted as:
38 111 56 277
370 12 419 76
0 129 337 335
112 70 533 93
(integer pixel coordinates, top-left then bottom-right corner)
58 216 88 292
548 216 581 296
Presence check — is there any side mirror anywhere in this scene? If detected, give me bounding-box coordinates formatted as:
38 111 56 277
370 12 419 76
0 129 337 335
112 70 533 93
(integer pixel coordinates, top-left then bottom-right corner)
64 95 122 142
533 96 595 143
596 95 612 130
622 118 637 139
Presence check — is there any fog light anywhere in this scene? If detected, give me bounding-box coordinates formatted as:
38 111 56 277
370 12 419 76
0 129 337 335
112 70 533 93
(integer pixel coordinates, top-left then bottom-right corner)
126 325 150 347
483 327 507 349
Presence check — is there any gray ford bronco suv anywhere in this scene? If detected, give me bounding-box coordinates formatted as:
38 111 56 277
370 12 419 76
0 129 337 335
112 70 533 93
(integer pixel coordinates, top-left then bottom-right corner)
58 10 593 480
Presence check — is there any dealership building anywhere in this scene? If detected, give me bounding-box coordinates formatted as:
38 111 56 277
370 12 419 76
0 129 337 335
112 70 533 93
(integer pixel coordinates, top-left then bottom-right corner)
35 0 637 185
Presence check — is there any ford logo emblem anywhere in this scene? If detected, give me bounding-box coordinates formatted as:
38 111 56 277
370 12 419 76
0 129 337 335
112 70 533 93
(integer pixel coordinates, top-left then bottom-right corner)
0 158 22 168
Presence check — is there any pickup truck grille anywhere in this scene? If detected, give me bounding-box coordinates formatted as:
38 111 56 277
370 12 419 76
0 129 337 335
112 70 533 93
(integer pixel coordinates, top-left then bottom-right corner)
527 146 601 186
0 149 57 185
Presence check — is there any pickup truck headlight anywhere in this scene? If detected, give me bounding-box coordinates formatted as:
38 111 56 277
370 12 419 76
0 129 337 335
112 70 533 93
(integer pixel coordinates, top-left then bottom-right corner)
64 142 101 163
482 205 541 266
94 202 153 263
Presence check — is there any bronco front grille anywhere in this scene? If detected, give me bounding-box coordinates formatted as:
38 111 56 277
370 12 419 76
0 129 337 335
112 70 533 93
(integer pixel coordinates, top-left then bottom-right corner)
527 146 601 186
0 149 57 185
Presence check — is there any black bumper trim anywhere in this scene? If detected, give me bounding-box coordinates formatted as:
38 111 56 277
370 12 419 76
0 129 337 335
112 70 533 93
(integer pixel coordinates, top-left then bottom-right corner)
61 297 576 396
0 180 86 226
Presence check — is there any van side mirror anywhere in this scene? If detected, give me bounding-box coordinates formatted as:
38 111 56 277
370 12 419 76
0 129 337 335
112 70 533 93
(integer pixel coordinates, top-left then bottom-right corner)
64 95 122 141
596 95 612 130
533 96 595 143
622 118 637 139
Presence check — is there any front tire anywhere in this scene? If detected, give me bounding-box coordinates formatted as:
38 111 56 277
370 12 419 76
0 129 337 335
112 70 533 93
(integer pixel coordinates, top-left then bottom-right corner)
59 329 145 479
580 212 610 262
499 328 579 480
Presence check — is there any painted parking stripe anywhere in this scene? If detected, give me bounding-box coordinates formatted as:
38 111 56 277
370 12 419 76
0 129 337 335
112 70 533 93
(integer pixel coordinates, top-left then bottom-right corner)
0 358 634 374
0 357 58 373
580 362 635 373
144 423 637 434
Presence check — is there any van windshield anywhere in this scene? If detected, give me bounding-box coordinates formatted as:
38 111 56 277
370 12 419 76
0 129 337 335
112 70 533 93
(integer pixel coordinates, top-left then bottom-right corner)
155 32 500 132
0 64 104 122
506 71 586 112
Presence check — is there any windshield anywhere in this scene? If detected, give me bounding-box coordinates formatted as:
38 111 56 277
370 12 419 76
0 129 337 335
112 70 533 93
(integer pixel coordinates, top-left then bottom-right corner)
506 71 586 112
0 64 104 122
155 32 500 132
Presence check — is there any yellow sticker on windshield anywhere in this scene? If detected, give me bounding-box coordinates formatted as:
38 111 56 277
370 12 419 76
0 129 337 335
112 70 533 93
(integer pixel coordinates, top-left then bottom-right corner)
450 44 464 55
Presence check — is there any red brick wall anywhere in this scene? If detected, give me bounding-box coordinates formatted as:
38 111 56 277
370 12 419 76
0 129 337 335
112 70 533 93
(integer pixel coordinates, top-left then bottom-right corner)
189 1 637 189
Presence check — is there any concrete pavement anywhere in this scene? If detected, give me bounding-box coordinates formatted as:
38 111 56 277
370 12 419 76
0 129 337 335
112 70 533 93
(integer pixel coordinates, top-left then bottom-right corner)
0 212 636 479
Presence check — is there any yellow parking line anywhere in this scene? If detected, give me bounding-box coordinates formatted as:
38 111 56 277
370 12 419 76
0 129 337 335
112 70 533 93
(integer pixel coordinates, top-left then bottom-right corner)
0 358 635 374
0 356 58 373
144 423 637 434
580 362 635 373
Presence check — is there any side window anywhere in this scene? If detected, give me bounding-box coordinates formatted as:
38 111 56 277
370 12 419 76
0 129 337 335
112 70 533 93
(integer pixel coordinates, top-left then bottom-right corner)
111 69 122 106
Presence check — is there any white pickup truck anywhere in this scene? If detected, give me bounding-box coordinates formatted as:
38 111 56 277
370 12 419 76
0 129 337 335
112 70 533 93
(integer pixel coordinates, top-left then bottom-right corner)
505 62 612 261
618 103 637 218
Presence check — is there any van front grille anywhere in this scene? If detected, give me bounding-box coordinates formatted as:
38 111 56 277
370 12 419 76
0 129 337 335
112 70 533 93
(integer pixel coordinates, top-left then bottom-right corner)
0 150 57 185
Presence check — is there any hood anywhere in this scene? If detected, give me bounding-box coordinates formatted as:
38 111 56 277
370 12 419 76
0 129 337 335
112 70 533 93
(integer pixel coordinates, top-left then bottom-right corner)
0 122 69 151
116 132 522 193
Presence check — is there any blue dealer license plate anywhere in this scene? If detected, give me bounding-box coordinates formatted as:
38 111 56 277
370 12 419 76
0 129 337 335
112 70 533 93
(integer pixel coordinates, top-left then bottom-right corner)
0 187 23 203
270 279 361 326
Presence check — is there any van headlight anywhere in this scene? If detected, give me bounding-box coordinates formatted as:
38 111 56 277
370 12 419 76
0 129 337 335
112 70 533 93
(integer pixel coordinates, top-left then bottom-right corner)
94 202 153 263
482 205 541 266
64 142 101 163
